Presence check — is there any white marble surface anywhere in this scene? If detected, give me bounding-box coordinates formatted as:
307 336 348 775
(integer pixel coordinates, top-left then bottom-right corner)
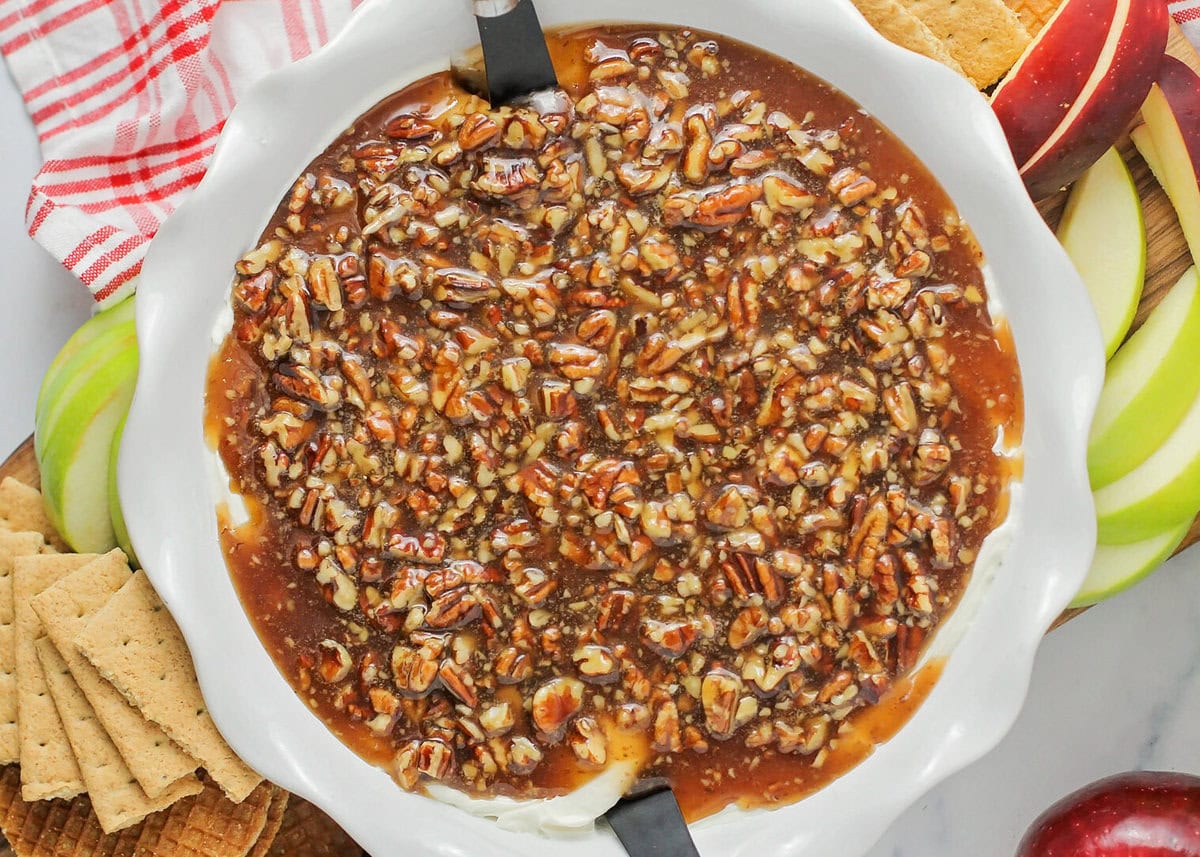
2 55 1200 857
0 63 93 455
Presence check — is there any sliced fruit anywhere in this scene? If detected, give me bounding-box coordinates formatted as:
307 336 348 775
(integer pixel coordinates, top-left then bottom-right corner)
35 300 140 554
38 345 139 553
1141 57 1200 265
1070 520 1188 607
1087 267 1200 487
35 299 136 461
1056 147 1146 358
1094 380 1200 543
990 0 1168 200
109 415 136 565
1129 124 1164 185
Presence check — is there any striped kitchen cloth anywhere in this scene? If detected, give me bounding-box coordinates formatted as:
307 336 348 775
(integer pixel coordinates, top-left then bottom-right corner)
0 0 362 305
1173 0 1200 44
0 0 1197 305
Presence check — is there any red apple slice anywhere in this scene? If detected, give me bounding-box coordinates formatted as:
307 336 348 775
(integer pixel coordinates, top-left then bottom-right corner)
1142 56 1200 266
991 0 1167 200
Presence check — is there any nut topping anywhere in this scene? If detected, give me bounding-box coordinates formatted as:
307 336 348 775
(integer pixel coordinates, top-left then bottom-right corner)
531 677 585 736
701 669 742 738
213 24 1019 817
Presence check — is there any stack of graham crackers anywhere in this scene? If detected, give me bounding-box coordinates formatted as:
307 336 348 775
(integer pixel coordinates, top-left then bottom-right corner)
850 0 1058 88
0 476 362 857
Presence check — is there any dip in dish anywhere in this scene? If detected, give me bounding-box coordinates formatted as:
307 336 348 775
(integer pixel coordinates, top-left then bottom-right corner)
206 25 1022 821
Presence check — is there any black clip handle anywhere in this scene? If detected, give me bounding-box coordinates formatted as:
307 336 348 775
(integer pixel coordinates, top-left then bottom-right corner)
474 0 559 106
605 778 702 857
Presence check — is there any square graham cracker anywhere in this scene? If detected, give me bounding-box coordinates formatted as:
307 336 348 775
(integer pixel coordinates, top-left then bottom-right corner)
36 637 203 833
13 553 97 800
0 531 49 764
74 571 262 803
899 0 1031 87
32 551 199 799
848 0 967 78
0 478 68 552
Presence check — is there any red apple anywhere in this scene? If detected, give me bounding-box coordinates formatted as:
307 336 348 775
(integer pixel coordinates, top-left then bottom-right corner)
1142 56 1200 266
1016 771 1200 857
991 0 1167 201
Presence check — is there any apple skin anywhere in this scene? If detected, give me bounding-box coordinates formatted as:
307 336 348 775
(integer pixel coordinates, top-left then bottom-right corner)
991 0 1167 200
1142 58 1200 267
1094 379 1200 544
1016 771 1200 857
38 343 138 553
35 296 135 462
1087 267 1200 489
992 0 1117 167
35 300 140 554
1057 146 1146 359
108 414 137 566
1069 520 1188 607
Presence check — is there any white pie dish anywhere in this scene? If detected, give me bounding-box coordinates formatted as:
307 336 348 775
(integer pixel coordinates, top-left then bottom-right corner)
120 0 1105 854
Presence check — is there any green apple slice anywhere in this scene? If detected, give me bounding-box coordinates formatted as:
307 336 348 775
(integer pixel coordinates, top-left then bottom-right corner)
37 343 139 553
1094 379 1200 543
35 311 137 462
108 414 137 565
1057 147 1146 358
1087 266 1200 488
1129 124 1164 186
1142 60 1200 268
35 297 135 453
1070 520 1189 607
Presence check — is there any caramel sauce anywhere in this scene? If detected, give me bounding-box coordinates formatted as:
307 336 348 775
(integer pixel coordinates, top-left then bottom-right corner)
205 24 1022 820
672 658 942 821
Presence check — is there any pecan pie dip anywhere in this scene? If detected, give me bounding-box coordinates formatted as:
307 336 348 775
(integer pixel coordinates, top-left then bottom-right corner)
206 25 1023 824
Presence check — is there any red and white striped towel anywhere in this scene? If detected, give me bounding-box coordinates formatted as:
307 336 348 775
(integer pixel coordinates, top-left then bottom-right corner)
1 0 1198 306
1174 0 1200 38
0 0 362 305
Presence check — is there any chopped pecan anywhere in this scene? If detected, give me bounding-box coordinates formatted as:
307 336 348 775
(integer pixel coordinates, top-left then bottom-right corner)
416 739 455 780
424 588 480 629
701 669 742 738
392 645 438 697
640 618 699 658
531 677 585 736
438 659 478 707
316 639 352 683
727 605 769 649
572 644 618 683
494 647 534 684
569 717 608 766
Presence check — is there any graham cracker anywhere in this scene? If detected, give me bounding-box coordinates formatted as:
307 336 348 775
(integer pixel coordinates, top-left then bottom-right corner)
32 552 199 799
74 571 262 803
0 532 49 764
36 637 203 834
898 0 1031 88
245 789 288 857
13 554 97 801
1002 0 1057 35
0 765 276 857
0 479 68 552
848 0 967 79
266 797 362 857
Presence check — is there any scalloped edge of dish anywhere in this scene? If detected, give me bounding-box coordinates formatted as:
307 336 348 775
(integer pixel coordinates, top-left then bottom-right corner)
121 1 1104 854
